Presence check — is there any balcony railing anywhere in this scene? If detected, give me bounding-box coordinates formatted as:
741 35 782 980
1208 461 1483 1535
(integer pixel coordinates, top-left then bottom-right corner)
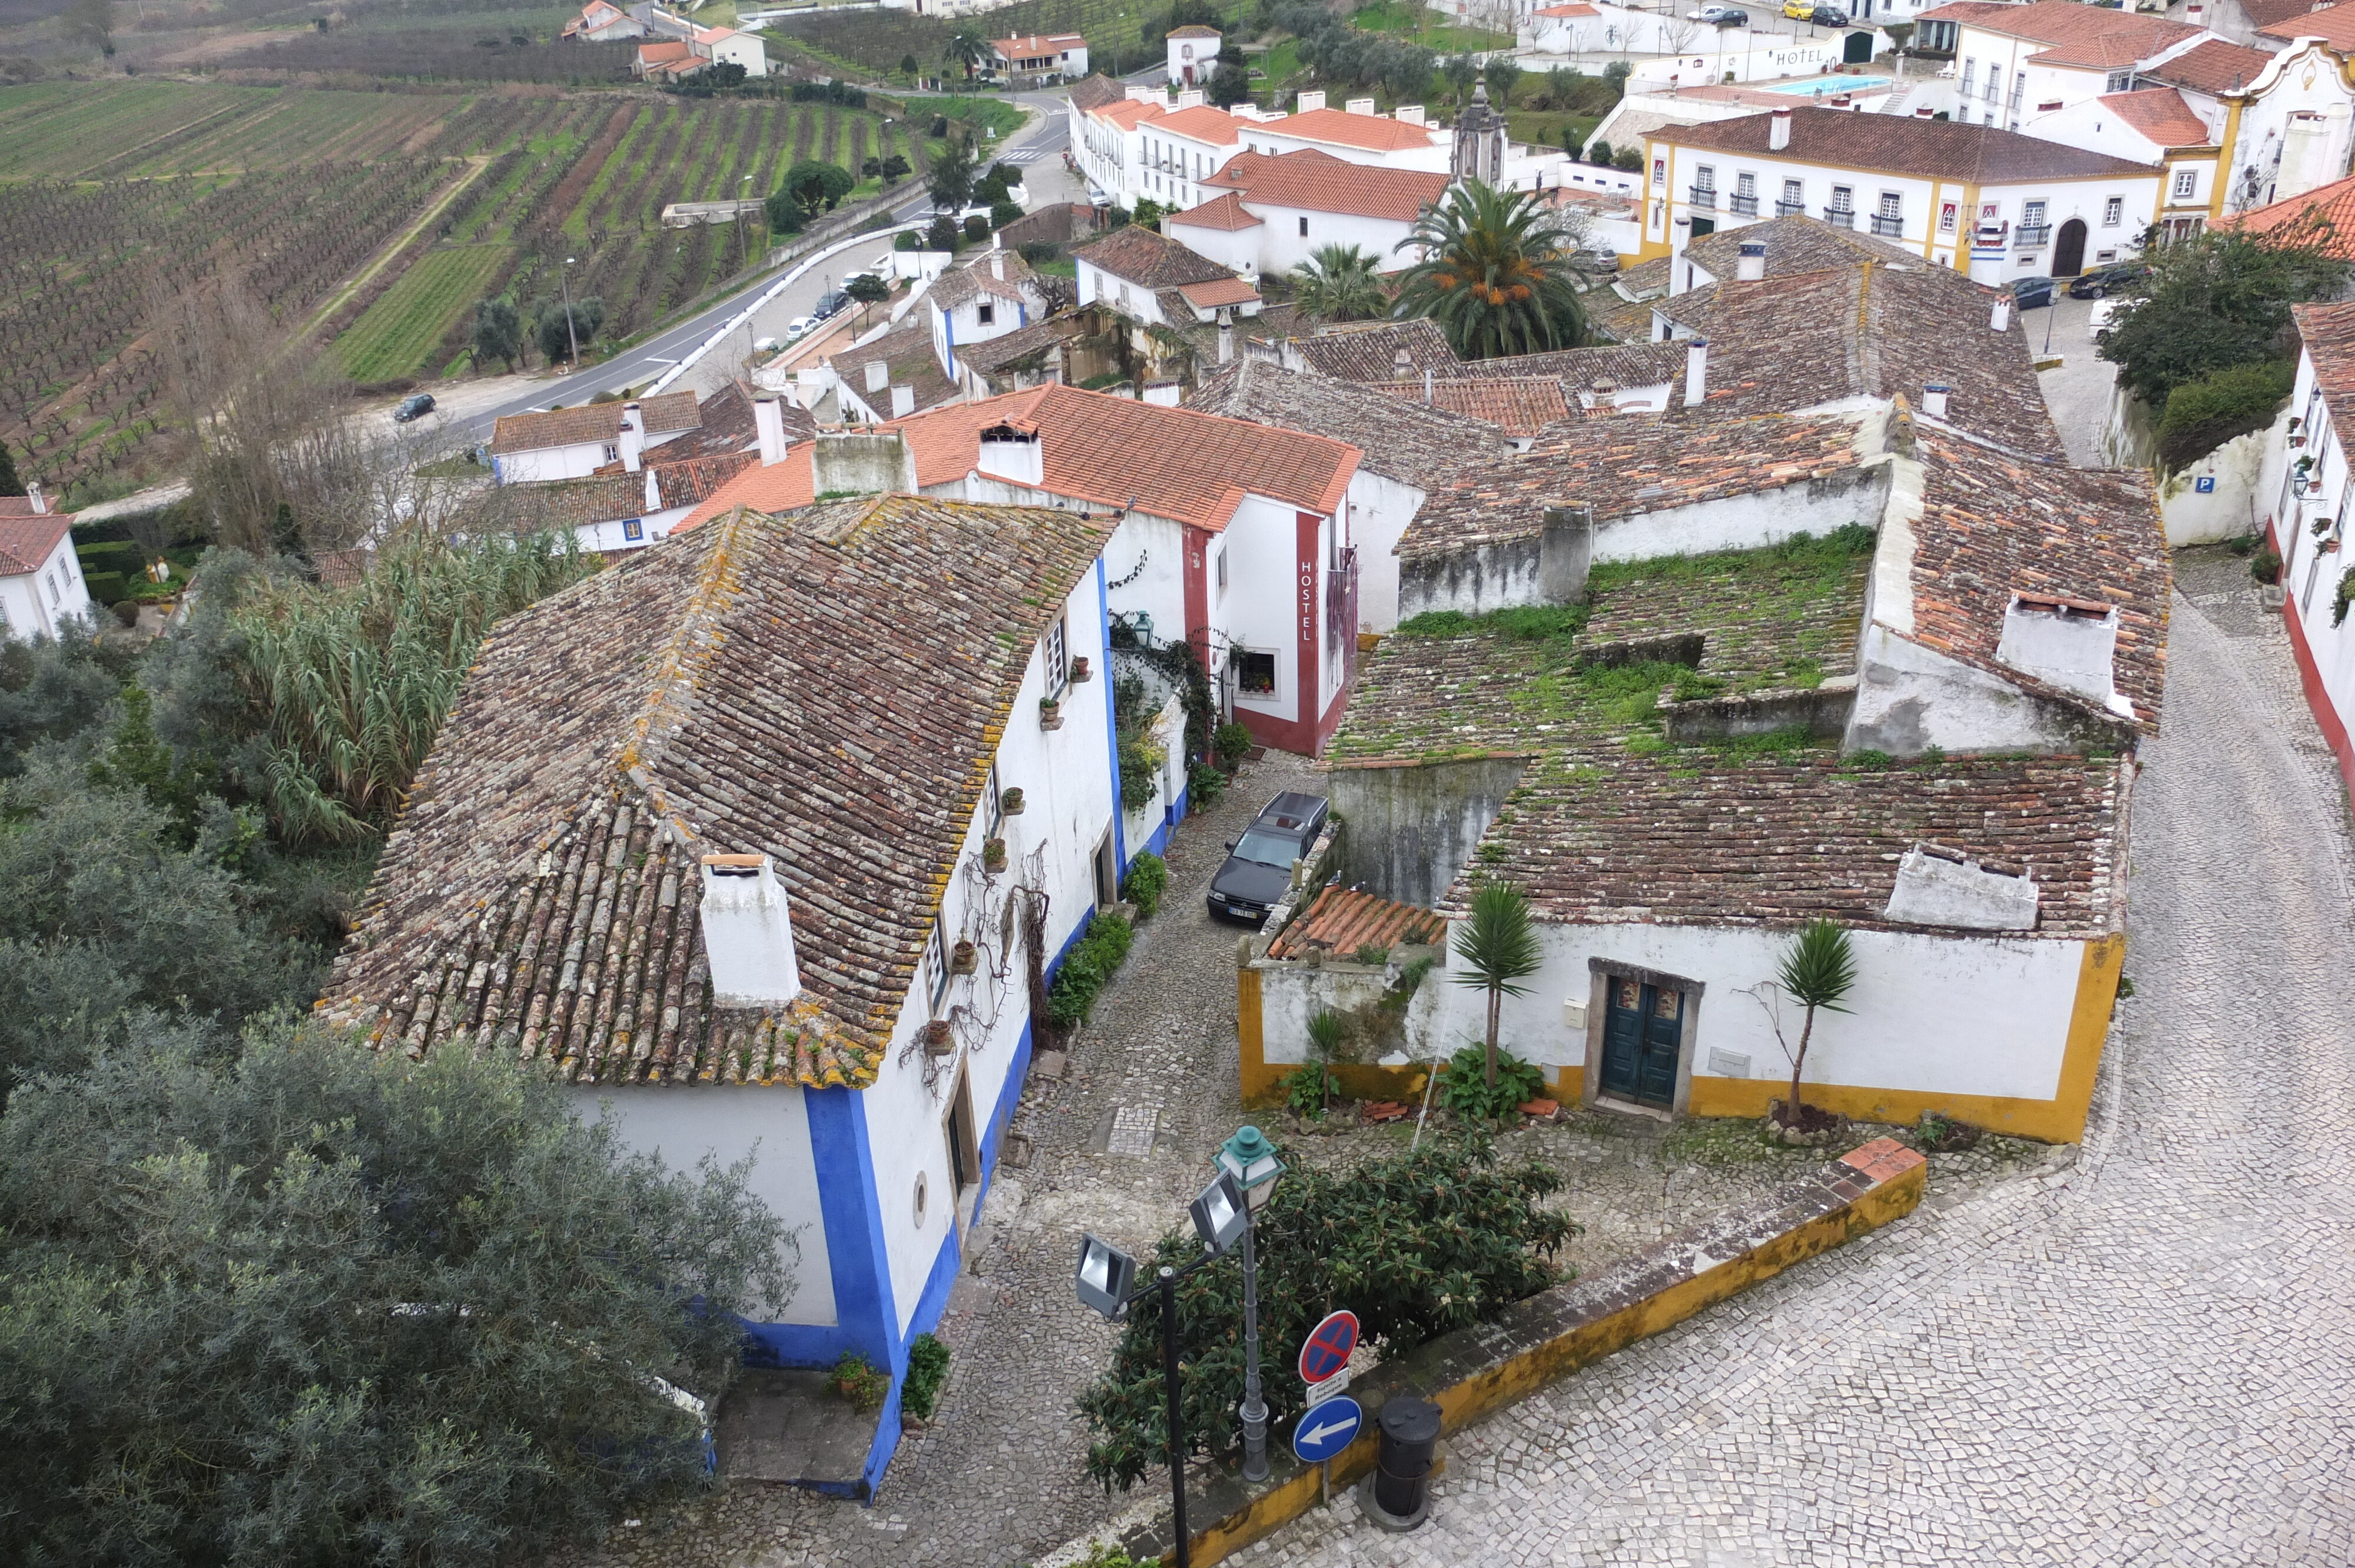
1729 192 1760 216
1869 213 1905 237
1689 186 1718 209
2015 222 2052 248
1774 198 1808 217
1823 207 1856 228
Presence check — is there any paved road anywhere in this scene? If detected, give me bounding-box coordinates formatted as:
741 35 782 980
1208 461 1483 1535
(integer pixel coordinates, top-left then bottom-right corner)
445 90 1070 442
1239 583 2355 1568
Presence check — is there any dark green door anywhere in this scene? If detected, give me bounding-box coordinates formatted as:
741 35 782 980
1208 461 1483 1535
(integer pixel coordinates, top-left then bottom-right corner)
1690 217 1715 239
1843 28 1873 63
1599 976 1685 1109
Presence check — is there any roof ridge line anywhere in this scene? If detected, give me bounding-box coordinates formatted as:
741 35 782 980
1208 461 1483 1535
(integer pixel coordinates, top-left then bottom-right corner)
615 501 756 846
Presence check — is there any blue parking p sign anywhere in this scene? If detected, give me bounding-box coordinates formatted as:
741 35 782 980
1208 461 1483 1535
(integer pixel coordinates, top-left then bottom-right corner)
2195 477 2217 493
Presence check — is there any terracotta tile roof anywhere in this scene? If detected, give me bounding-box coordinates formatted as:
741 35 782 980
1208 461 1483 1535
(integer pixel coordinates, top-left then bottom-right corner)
1167 23 1221 37
826 318 958 416
1074 225 1238 292
1068 74 1127 113
1203 148 1450 224
1268 884 1445 958
888 383 1359 529
1152 104 1244 146
992 32 1083 57
323 494 1116 1089
490 450 757 534
2223 172 2355 260
1654 107 2159 182
1186 356 1510 489
1329 539 2130 934
677 447 816 531
2096 88 2212 148
1400 411 1868 561
954 311 1091 381
1373 375 1574 437
1177 274 1263 309
0 511 69 576
491 390 702 456
2237 0 2335 29
2142 38 2271 94
2298 300 2355 446
1918 0 2200 54
1269 317 1462 381
1093 98 1162 132
1170 190 1263 231
1439 341 1689 392
2260 2 2355 45
1906 425 2169 730
1268 107 1440 154
928 251 1039 311
1533 2 1600 14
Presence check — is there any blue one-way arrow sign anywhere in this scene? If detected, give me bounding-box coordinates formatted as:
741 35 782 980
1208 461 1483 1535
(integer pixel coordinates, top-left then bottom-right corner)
1291 1395 1364 1464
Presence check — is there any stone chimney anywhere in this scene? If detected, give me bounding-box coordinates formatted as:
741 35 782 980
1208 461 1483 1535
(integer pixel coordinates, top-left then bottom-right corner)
891 383 916 418
618 401 645 472
1590 378 1618 413
754 396 790 466
1736 241 1766 283
1219 310 1235 363
1422 367 1435 403
864 358 891 395
1922 383 1951 419
1991 297 2012 334
699 854 802 1008
812 430 917 494
976 422 1045 487
1684 339 1709 408
24 481 45 515
1391 347 1414 381
1538 506 1593 603
1769 108 1793 152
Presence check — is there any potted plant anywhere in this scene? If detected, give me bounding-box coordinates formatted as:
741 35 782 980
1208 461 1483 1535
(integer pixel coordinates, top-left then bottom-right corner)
1000 786 1026 816
1039 696 1063 730
952 938 978 974
1069 655 1092 683
983 836 1007 872
2254 545 2286 608
921 1019 954 1056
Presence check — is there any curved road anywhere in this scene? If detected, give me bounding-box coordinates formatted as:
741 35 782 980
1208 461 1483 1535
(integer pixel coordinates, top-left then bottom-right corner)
1248 584 2355 1567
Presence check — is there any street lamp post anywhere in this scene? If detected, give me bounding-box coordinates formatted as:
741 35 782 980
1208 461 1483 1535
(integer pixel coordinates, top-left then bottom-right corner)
1216 1125 1287 1483
560 255 581 369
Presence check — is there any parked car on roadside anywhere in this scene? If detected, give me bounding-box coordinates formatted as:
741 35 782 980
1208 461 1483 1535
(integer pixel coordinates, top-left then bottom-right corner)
812 288 850 318
1206 790 1329 926
2068 261 2148 299
1689 4 1747 22
392 392 436 423
2004 275 2057 310
1808 3 1849 21
784 316 814 340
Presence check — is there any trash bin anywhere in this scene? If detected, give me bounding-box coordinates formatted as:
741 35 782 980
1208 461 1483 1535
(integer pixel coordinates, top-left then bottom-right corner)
1371 1397 1441 1522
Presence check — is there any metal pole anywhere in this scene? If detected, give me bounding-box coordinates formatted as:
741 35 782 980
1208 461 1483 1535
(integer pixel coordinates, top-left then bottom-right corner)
1159 1267 1191 1568
1238 1210 1268 1483
561 260 581 369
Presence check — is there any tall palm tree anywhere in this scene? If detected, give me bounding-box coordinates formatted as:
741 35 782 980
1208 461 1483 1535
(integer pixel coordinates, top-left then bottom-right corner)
1773 919 1857 1127
1392 180 1588 361
1289 244 1387 323
1450 879 1543 1092
944 26 988 80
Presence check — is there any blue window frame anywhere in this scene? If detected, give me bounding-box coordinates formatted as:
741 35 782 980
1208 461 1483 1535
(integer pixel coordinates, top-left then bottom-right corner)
622 518 645 542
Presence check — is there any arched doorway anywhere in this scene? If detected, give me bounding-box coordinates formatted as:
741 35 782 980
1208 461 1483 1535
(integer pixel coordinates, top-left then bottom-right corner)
2054 217 2088 277
1843 29 1873 63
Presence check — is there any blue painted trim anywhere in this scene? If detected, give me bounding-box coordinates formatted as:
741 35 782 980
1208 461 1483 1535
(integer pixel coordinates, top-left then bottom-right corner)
801 1087 900 1373
1099 557 1129 877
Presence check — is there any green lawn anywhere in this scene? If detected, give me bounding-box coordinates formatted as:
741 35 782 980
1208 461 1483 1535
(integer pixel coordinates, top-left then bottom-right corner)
1349 0 1512 52
337 245 517 383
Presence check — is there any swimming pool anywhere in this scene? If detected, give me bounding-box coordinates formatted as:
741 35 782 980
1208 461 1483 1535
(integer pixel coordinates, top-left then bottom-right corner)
1761 75 1893 94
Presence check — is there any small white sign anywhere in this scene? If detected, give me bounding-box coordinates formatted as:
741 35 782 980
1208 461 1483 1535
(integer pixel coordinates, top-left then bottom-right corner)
1305 1367 1352 1406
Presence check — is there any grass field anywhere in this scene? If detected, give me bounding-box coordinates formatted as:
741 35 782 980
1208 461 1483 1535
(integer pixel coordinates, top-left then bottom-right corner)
337 244 516 382
775 0 1164 78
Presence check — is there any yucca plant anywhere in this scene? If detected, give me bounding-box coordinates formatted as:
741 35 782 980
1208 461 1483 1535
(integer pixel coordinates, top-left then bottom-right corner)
1392 181 1588 361
1773 919 1858 1127
230 533 595 844
1289 244 1388 323
1449 879 1543 1092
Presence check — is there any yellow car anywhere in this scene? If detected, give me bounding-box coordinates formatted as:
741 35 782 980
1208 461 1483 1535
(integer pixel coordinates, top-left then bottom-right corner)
1783 0 1815 16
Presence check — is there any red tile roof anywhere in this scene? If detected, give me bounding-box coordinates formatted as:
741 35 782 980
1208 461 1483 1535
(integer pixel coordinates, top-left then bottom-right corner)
2141 37 2270 94
1533 2 1600 14
2228 174 2355 261
678 447 817 532
1204 148 1450 223
2293 300 2355 440
992 32 1083 57
1176 274 1263 309
1167 23 1221 37
1654 107 2158 182
1265 107 1439 154
2237 0 2337 28
1068 74 1128 113
1917 0 2200 57
2259 3 2355 46
1073 224 1238 290
492 390 702 456
1373 375 1574 437
1153 104 1243 145
1268 884 1445 958
0 511 70 577
1093 98 1162 131
1169 190 1263 231
2097 88 2211 148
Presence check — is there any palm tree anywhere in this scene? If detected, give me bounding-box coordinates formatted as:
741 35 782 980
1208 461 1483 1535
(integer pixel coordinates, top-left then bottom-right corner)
1450 879 1543 1092
1290 244 1387 323
944 26 988 80
1392 180 1588 361
1773 919 1858 1127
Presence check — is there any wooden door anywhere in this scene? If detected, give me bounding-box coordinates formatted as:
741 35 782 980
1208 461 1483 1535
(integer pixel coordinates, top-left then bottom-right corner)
1600 976 1684 1109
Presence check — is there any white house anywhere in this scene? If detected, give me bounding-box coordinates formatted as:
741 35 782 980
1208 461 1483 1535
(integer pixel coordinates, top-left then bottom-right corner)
1072 224 1261 330
1641 105 2162 281
1132 102 1250 211
989 31 1087 83
2256 298 2355 795
489 391 705 484
925 248 1048 379
2217 34 2355 215
323 483 1125 1498
1167 23 1220 87
1232 95 1454 173
1913 1 2210 131
630 10 765 78
1071 85 1161 205
561 0 648 40
1167 150 1450 277
0 486 93 639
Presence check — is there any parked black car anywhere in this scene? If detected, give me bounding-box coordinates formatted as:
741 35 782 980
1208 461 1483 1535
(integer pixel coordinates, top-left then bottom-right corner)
2004 275 2056 310
392 391 437 423
811 288 850 318
2068 261 2148 299
1809 4 1849 22
1206 790 1329 925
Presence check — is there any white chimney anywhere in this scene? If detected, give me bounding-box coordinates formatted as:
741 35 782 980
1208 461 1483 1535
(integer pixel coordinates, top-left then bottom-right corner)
865 358 891 394
1176 88 1205 109
1142 379 1181 406
1991 297 2012 333
618 401 645 472
699 853 801 1008
1345 97 1375 115
24 480 45 515
1922 383 1951 418
890 383 916 418
754 395 790 466
991 250 1006 280
644 468 662 512
1736 242 1766 283
1395 104 1425 127
1668 217 1694 293
976 423 1045 487
1219 313 1235 363
1769 108 1793 152
1298 89 1326 112
1684 338 1709 407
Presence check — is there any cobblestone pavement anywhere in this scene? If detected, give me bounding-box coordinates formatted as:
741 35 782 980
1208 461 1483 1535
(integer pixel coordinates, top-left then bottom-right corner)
1237 590 2355 1568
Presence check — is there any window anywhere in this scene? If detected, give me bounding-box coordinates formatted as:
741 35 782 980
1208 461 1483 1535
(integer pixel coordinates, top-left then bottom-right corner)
2009 70 2025 109
1960 58 1975 95
977 301 996 325
1299 215 1309 237
2106 69 2131 93
1735 172 1756 198
603 443 621 463
622 519 644 542
1693 162 1715 192
46 569 61 607
1878 191 1900 218
1782 177 1803 204
1237 649 1276 696
1215 543 1228 595
2024 199 2046 227
2104 195 2124 227
2172 169 2198 201
1830 185 1853 212
925 914 950 1014
1043 611 1069 695
984 760 1003 838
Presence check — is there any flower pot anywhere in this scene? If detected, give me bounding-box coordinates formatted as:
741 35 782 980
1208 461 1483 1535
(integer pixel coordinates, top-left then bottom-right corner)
1000 786 1026 816
921 1019 954 1056
982 837 1007 872
1069 655 1092 683
952 939 977 974
1039 700 1063 732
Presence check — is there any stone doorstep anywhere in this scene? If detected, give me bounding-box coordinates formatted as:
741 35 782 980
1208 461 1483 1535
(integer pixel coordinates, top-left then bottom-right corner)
1052 1140 1928 1568
714 1368 884 1499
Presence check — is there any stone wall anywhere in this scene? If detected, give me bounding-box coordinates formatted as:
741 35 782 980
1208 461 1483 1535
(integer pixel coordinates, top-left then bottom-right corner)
1327 755 1529 908
1660 675 1856 743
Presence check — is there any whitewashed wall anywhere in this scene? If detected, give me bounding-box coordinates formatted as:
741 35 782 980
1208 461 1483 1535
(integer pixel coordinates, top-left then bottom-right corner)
2156 404 2293 547
1349 467 1424 634
0 533 93 639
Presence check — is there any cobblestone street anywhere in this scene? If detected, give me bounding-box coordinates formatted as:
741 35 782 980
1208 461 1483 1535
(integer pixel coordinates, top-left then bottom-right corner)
1240 577 2355 1568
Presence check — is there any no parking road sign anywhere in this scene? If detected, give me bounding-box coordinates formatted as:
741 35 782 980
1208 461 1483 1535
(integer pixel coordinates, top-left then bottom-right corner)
1290 1395 1364 1464
1298 1308 1359 1385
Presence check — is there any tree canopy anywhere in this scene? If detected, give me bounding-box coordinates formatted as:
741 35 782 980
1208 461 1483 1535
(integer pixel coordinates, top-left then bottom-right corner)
1392 181 1588 360
1290 244 1387 323
2097 222 2350 406
780 158 856 218
926 130 979 215
533 296 605 366
470 295 523 373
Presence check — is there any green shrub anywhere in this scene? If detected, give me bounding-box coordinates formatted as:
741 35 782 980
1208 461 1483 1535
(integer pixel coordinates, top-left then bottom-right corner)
1120 851 1166 918
831 1352 890 1411
1212 720 1253 767
1438 1043 1545 1121
901 1332 950 1419
990 200 1024 229
82 571 125 606
1188 760 1226 806
110 600 140 629
2334 566 2355 627
2156 359 2293 471
1019 240 1061 264
963 212 990 242
2252 546 2282 585
1281 1061 1332 1118
1118 729 1166 809
1046 911 1134 1029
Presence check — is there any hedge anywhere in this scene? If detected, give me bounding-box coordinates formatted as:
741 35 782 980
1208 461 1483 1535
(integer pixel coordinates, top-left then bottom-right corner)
2157 358 2293 472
